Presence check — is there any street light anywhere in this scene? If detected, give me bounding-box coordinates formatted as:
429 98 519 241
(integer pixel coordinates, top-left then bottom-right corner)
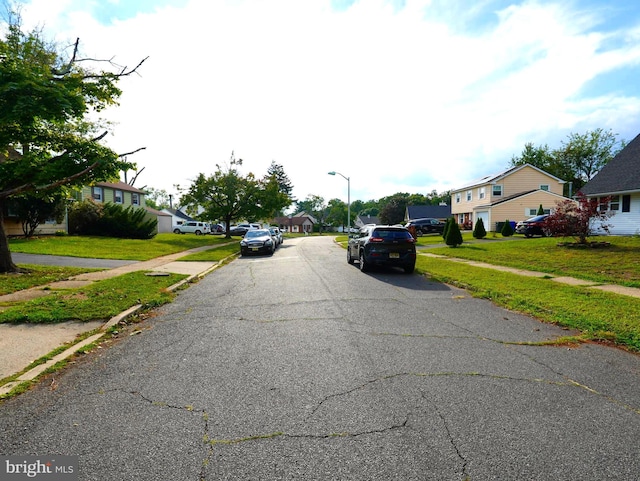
328 171 350 235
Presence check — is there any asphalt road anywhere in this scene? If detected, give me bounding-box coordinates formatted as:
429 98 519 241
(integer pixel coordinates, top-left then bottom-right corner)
1 236 639 480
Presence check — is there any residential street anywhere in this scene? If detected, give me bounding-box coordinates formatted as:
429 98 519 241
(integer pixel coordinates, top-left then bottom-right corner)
1 236 639 480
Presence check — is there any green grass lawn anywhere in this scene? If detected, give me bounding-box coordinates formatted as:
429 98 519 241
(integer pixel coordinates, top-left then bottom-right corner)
0 271 186 324
9 233 235 260
426 235 640 287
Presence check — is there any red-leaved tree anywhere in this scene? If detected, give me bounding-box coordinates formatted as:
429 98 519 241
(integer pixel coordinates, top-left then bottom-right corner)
544 193 614 244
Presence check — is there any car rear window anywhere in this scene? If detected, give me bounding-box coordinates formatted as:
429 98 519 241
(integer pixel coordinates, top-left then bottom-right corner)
372 229 412 240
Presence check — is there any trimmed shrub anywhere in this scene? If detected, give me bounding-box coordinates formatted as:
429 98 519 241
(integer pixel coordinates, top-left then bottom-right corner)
445 219 463 247
501 219 514 237
473 218 486 239
442 217 452 240
68 200 157 239
537 204 544 215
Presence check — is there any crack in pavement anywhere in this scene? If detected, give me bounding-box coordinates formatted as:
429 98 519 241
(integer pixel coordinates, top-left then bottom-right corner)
338 327 640 416
207 416 409 446
422 392 469 480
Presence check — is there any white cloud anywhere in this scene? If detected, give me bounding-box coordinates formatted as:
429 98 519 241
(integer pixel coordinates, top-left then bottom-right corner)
15 0 640 205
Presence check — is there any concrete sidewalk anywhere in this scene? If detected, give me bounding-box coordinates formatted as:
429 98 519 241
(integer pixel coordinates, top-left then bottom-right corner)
0 247 224 396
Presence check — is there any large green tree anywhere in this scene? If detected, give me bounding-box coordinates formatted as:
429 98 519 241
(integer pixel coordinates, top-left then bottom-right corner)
510 129 625 196
0 14 146 272
180 154 291 237
326 198 347 230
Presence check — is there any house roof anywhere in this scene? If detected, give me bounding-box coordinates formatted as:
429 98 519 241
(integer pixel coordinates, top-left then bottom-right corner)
96 181 147 194
274 216 315 226
145 207 171 217
454 163 565 191
580 132 640 196
163 208 193 221
406 204 451 220
356 215 380 225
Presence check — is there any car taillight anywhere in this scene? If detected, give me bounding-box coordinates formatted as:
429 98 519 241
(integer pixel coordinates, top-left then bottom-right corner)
370 237 384 242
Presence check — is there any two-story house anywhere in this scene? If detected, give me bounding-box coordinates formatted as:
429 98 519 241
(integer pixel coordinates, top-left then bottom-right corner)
450 164 568 231
75 181 172 233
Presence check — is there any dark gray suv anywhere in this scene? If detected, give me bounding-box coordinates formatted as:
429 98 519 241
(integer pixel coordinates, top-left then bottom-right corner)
405 218 446 236
347 225 416 274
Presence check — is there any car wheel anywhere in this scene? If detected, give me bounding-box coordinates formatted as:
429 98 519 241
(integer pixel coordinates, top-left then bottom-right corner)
404 264 415 274
525 232 533 238
173 228 181 234
359 251 369 272
195 230 202 235
415 229 424 237
347 248 355 264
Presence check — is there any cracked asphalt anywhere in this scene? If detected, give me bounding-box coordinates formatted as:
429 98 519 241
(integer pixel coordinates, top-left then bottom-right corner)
1 236 639 480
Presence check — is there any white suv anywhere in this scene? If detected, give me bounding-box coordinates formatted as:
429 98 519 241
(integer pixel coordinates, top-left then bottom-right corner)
173 221 211 235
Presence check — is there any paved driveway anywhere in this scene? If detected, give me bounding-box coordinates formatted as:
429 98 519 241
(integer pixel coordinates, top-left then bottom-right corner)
1 236 638 480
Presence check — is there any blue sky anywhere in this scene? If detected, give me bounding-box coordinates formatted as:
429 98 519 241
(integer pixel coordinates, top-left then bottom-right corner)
11 0 640 204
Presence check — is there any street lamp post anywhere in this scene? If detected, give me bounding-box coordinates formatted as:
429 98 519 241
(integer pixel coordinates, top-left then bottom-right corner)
328 171 350 235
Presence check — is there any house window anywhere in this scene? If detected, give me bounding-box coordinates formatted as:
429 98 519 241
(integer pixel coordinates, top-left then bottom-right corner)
92 187 103 202
132 193 139 205
493 185 502 196
466 190 472 201
609 195 620 211
455 193 461 203
479 187 485 200
527 208 537 216
622 195 631 213
114 190 123 204
599 197 609 211
540 184 550 191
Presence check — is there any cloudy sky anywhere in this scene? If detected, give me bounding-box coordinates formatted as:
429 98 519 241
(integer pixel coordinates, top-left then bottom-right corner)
12 0 640 206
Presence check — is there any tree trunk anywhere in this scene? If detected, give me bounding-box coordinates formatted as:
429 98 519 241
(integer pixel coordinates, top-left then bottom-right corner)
0 200 20 273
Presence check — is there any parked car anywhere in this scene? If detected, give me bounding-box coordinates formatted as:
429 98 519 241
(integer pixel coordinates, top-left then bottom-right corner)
347 225 416 273
209 223 224 234
268 226 283 246
515 214 550 237
405 218 446 236
229 225 249 236
173 221 211 235
240 229 276 256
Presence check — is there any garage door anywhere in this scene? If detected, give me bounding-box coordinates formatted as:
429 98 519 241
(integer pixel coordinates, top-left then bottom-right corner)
475 211 489 229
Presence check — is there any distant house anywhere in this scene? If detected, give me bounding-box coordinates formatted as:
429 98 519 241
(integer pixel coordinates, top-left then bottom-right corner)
405 204 451 222
355 214 380 227
450 163 568 231
75 181 170 234
273 214 315 233
580 132 640 235
162 208 195 227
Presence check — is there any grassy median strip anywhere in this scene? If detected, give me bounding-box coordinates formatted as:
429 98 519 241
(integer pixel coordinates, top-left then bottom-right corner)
0 271 187 324
0 264 100 295
9 233 234 260
178 243 240 262
416 255 640 351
